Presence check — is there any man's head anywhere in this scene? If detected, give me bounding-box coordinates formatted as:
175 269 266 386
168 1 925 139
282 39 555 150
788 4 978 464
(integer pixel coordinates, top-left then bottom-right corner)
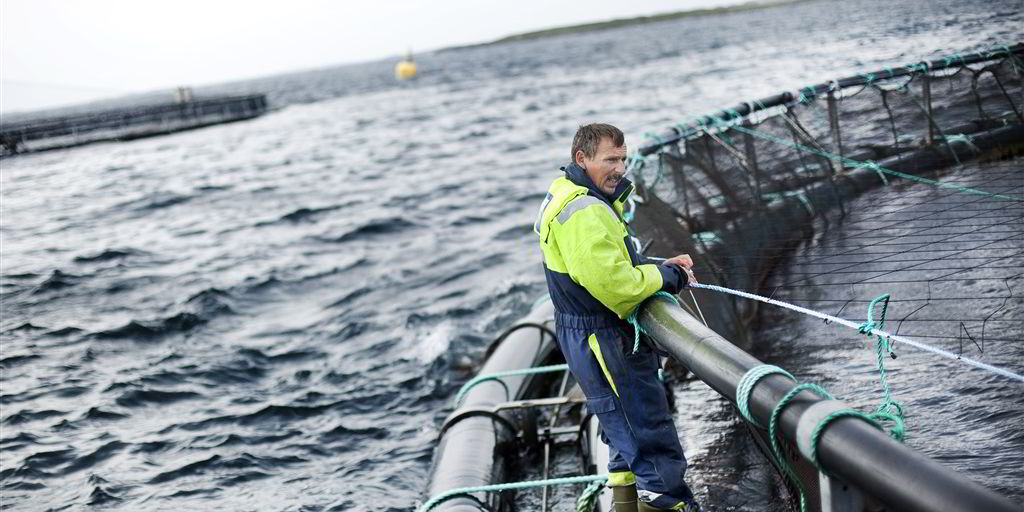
571 123 627 196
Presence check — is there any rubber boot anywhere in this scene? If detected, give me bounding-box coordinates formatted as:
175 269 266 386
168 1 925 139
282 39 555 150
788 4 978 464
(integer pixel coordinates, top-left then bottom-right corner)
638 500 699 512
637 501 668 512
610 483 638 512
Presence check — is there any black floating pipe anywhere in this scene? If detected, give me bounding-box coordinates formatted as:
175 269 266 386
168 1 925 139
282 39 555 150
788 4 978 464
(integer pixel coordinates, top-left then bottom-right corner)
638 303 1019 512
638 42 1024 156
425 302 556 512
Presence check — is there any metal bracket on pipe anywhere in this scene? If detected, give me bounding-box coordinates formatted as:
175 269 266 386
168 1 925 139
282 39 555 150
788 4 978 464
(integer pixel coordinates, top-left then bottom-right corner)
795 400 848 463
819 472 864 512
795 400 867 512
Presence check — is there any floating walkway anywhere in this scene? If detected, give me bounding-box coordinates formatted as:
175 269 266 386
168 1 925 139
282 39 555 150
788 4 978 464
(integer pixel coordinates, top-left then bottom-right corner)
0 93 268 156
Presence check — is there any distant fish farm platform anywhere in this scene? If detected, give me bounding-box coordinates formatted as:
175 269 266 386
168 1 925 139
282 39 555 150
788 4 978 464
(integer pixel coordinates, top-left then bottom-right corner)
0 93 268 156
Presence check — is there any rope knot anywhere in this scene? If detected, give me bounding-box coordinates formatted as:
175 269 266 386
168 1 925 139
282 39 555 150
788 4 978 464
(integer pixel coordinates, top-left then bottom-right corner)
942 133 980 155
627 291 680 354
643 131 665 148
855 160 889 185
857 321 876 335
797 86 817 104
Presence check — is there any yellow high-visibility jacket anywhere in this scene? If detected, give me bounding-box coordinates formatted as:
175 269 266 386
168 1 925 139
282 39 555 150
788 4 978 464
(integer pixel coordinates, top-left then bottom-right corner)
535 163 686 320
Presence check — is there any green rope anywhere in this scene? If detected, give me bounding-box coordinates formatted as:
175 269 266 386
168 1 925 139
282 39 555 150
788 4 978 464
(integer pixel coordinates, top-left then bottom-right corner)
630 148 665 190
1003 45 1023 74
768 383 833 512
797 86 817 104
647 152 665 189
644 131 666 148
736 365 794 428
626 152 646 174
625 151 647 195
941 133 980 165
624 44 1023 203
808 408 884 469
906 61 930 74
576 479 606 512
751 296 907 511
854 160 888 185
761 190 816 216
942 53 966 68
627 291 680 354
454 364 569 406
857 294 906 442
417 474 608 512
725 122 1023 202
692 232 720 244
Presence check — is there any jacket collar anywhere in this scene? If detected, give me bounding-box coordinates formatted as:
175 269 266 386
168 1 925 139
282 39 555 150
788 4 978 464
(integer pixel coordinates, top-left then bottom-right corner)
562 162 633 205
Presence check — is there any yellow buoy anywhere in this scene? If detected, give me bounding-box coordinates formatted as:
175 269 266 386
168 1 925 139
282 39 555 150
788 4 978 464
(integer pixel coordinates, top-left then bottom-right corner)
395 59 417 80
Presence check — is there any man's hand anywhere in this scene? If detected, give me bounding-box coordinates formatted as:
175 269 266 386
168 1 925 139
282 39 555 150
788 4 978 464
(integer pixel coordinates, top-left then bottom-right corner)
664 254 697 285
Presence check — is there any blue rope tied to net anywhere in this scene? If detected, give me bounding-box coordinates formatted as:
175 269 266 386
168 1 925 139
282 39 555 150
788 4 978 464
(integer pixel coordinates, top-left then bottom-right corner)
627 291 680 354
859 72 877 85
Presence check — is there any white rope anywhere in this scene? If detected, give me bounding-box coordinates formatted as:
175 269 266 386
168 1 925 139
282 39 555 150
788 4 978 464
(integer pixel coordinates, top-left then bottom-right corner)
689 283 1024 383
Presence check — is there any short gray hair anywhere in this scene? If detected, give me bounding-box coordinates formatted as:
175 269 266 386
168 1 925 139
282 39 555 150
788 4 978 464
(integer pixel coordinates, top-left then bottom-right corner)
571 123 624 163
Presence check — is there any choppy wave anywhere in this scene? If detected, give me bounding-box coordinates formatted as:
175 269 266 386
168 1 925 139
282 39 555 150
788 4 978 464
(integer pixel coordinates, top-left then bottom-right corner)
73 248 147 263
315 217 419 244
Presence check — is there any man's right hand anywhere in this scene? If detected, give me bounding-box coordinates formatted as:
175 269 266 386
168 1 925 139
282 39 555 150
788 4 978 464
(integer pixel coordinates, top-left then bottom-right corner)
663 254 697 286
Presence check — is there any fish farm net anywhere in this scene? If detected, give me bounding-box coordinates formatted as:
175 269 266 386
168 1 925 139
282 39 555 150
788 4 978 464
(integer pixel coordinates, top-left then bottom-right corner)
628 44 1023 511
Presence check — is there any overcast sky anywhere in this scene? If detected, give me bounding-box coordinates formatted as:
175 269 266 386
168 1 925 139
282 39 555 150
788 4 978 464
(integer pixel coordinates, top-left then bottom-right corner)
1 0 746 113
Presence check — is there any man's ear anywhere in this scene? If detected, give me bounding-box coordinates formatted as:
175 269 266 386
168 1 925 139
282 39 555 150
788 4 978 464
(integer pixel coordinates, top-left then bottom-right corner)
574 149 586 167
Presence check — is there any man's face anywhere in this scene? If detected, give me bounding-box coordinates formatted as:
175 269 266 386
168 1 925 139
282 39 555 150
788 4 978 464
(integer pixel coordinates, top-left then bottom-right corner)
578 137 628 196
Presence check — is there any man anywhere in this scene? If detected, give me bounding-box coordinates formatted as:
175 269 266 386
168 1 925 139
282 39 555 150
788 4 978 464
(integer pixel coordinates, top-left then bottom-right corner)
534 124 699 512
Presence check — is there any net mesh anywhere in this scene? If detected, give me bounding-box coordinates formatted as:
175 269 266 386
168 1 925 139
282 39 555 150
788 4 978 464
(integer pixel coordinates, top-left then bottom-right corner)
630 44 1023 511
